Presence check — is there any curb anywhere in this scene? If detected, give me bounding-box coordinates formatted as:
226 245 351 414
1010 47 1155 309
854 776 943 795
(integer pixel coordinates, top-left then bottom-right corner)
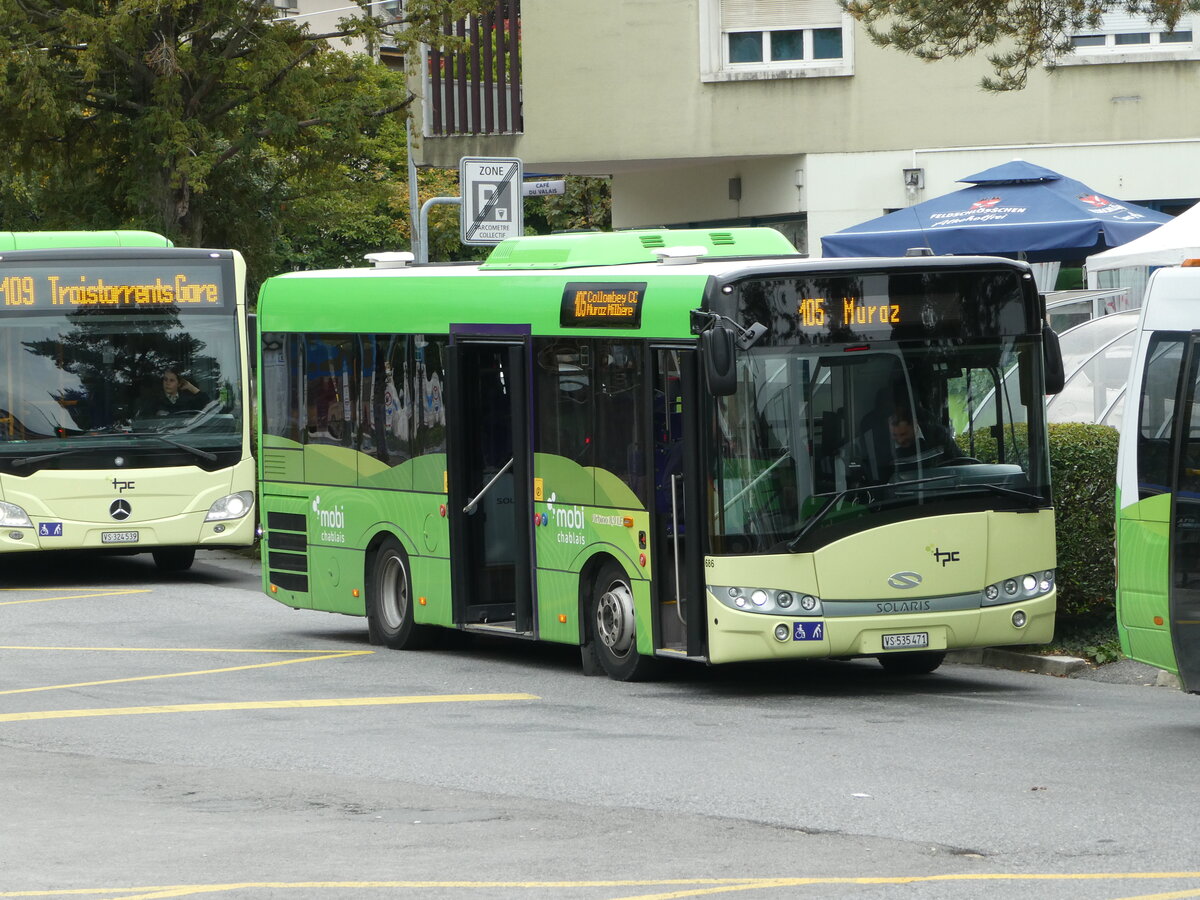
946 647 1088 677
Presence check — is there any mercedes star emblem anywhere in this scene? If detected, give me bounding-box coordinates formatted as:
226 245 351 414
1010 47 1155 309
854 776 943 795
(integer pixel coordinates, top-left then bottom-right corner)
109 499 132 521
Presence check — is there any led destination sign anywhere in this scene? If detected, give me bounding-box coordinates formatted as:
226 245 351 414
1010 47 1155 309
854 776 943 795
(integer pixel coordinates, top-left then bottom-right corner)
0 262 226 313
560 281 646 328
735 270 1030 344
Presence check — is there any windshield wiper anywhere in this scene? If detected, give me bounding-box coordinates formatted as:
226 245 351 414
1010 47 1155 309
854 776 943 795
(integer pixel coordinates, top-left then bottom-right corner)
10 448 90 468
952 481 1044 506
787 475 957 552
10 432 217 467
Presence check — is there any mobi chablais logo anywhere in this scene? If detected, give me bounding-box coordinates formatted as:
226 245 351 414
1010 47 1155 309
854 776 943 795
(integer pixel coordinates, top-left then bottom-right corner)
312 495 346 543
543 493 586 546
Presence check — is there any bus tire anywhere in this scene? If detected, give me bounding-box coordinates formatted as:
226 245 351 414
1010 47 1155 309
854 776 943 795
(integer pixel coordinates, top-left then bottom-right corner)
152 547 195 572
876 651 945 675
589 562 660 682
366 537 431 650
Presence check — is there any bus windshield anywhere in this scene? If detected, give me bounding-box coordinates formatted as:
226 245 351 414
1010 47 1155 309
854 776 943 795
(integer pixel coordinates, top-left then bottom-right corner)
709 279 1051 554
0 306 242 473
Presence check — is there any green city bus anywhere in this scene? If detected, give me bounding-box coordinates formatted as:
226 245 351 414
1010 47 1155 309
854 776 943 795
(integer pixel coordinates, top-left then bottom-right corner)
0 231 255 571
1116 259 1200 692
256 228 1060 680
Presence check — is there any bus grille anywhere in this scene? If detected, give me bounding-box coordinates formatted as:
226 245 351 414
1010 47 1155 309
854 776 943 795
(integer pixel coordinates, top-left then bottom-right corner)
266 510 309 592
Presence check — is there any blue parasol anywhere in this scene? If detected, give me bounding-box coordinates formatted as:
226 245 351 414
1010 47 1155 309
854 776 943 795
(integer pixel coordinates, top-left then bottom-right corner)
820 160 1171 262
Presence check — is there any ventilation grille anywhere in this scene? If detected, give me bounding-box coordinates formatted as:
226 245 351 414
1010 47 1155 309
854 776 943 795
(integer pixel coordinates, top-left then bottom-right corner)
709 231 736 246
266 510 308 593
639 234 667 249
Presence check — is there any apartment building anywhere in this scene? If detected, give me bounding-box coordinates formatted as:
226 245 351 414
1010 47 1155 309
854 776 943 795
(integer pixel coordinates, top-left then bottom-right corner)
398 0 1200 257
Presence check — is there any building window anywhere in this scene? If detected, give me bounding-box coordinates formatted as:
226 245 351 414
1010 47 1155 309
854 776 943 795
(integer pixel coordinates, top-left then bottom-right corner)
1060 12 1198 65
700 0 853 83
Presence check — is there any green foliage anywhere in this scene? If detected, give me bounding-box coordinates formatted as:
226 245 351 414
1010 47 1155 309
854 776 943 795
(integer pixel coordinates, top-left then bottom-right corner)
1046 423 1119 620
525 178 613 234
0 0 493 290
842 0 1200 90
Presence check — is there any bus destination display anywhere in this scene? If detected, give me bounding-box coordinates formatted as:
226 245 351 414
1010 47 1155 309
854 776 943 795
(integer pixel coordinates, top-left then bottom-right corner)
736 270 1027 343
0 263 226 313
560 282 646 328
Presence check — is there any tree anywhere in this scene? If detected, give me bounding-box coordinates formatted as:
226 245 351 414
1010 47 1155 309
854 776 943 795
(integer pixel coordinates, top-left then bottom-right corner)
0 0 493 282
843 0 1200 90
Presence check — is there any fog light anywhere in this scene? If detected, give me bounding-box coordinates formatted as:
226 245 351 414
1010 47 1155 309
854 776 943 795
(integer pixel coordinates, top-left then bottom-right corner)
774 623 790 641
1012 610 1027 628
751 589 768 607
777 592 794 609
800 594 817 611
213 524 226 534
9 531 23 540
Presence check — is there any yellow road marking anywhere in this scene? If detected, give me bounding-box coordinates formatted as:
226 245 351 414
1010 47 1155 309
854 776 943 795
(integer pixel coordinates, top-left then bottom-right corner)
0 649 372 696
0 692 538 722
0 589 152 606
5 874 1200 898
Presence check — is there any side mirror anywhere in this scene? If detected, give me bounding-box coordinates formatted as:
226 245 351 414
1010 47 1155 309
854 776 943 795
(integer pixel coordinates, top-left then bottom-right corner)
1042 324 1065 395
702 326 737 396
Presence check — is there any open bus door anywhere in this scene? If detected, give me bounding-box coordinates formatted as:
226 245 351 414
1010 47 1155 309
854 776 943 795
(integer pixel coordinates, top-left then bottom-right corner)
1168 334 1200 691
446 337 534 634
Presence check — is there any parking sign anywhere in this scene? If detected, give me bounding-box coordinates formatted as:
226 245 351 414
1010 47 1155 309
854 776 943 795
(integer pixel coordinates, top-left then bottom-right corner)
460 157 523 245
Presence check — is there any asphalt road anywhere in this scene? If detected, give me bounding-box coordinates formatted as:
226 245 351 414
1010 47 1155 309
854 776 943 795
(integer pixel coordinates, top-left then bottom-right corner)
2 549 1198 900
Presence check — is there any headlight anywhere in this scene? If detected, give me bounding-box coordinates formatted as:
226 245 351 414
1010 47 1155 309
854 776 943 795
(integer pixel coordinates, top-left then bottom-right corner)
205 491 254 522
712 585 821 615
982 571 1055 606
0 500 32 528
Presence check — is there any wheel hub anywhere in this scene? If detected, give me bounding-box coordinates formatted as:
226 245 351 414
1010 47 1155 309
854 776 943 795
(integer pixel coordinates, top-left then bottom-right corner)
596 580 636 655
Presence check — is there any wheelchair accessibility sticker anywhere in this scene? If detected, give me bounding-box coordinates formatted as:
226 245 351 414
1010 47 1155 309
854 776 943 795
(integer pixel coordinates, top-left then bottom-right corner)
38 522 63 537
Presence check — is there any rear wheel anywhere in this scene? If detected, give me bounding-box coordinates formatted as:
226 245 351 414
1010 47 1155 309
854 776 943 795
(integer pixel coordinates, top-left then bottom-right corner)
151 547 195 572
366 537 431 650
876 650 945 675
589 562 660 681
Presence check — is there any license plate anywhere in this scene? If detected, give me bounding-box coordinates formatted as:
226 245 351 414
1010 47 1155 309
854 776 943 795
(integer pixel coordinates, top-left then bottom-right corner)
882 632 929 650
101 531 139 544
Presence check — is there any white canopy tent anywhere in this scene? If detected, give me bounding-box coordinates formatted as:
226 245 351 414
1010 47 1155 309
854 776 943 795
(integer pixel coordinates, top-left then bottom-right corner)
1086 201 1200 305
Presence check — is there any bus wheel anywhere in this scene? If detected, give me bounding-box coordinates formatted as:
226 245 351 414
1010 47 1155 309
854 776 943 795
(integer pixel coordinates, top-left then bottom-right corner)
367 537 430 650
152 548 195 572
590 563 659 682
876 651 945 675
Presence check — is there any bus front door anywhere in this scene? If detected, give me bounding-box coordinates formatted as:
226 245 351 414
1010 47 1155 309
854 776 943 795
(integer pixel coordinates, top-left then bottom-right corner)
446 339 534 633
1170 335 1200 692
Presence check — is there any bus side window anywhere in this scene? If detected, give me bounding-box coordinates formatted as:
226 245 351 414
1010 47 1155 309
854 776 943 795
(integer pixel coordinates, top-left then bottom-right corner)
1138 333 1187 500
261 332 303 443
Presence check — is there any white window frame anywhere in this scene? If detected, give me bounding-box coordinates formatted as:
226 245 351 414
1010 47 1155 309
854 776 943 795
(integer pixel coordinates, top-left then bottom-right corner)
699 0 854 83
1057 12 1200 67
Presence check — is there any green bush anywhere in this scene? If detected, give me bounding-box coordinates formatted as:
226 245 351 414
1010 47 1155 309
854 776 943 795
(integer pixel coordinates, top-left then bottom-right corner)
959 422 1118 622
1047 423 1119 621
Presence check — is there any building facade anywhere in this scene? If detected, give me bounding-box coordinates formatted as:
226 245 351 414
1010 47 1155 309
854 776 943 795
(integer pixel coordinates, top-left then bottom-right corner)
401 0 1200 257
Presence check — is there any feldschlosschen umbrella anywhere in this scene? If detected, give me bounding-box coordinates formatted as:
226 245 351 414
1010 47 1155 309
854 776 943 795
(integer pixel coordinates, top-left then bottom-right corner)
821 160 1172 263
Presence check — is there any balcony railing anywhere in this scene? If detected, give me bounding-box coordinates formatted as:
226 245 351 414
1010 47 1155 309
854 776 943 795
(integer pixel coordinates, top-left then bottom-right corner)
426 0 522 136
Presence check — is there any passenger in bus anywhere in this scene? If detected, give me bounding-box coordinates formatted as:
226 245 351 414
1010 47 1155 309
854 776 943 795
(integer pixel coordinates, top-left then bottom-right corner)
142 367 210 416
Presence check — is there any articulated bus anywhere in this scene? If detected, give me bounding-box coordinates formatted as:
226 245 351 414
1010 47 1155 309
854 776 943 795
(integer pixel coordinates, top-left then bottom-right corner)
256 228 1060 680
1116 259 1200 692
0 231 255 571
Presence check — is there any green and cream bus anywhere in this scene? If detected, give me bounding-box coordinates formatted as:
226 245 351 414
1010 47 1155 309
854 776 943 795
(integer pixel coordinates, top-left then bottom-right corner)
0 231 255 571
1116 259 1200 692
256 228 1060 680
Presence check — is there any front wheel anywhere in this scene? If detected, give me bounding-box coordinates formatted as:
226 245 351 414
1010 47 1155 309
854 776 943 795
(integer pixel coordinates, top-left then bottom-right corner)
589 562 660 682
876 650 945 675
366 537 432 650
152 547 195 572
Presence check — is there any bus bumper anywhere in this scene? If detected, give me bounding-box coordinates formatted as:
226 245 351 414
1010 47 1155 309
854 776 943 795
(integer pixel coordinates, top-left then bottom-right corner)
706 590 1056 665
